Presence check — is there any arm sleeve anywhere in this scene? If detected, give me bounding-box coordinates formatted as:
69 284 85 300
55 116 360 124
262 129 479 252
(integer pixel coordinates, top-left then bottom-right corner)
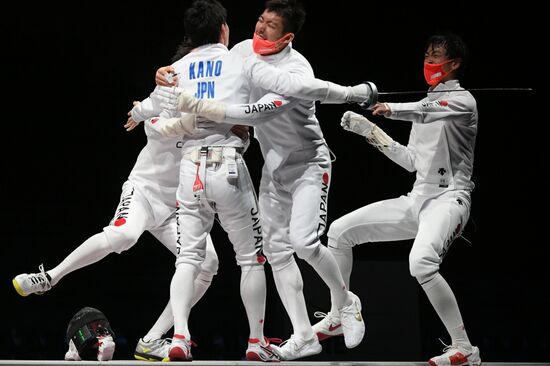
381 133 417 172
222 92 299 126
242 56 349 103
143 112 193 135
131 95 163 122
386 93 475 124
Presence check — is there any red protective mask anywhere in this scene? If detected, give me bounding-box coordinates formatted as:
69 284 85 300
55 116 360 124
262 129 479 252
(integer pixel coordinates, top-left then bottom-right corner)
423 59 454 86
252 32 293 55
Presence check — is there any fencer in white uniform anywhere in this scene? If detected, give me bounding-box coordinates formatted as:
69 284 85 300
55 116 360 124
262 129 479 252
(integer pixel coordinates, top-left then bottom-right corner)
231 39 367 358
316 34 482 366
141 1 280 361
166 44 271 361
153 2 370 360
12 99 219 362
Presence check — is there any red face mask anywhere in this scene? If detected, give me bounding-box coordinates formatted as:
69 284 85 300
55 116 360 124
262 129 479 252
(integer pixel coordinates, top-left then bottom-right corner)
252 32 293 55
423 59 454 86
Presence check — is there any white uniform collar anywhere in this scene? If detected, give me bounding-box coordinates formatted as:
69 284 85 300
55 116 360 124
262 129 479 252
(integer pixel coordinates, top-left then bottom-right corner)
428 79 461 100
192 43 229 53
257 42 293 62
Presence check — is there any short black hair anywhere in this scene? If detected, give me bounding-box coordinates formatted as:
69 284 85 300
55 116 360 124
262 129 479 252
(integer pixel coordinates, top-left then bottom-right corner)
184 0 227 47
173 0 227 60
264 0 306 34
426 32 469 78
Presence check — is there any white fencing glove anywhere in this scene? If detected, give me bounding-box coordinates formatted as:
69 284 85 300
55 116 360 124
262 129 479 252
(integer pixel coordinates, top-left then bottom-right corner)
130 101 147 123
346 81 378 109
323 81 378 109
65 339 82 361
96 335 116 361
130 93 170 122
341 111 394 152
64 332 115 361
341 111 375 136
154 86 226 122
152 86 180 111
157 114 197 138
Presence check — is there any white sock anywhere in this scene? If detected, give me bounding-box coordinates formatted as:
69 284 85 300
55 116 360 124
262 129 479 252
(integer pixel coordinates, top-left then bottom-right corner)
328 240 353 314
143 270 215 342
240 265 266 340
48 232 112 286
307 244 350 309
421 273 471 349
192 271 214 306
272 259 313 340
448 324 471 350
143 301 172 342
170 264 198 340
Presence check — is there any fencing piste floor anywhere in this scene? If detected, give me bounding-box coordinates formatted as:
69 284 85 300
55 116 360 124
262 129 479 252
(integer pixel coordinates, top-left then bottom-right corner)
1 361 549 365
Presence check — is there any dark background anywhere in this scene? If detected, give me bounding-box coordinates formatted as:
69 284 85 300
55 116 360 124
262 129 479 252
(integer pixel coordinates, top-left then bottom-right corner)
1 1 547 362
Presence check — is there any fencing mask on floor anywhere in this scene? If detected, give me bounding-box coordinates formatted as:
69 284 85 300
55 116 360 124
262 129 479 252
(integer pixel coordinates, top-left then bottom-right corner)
65 306 115 361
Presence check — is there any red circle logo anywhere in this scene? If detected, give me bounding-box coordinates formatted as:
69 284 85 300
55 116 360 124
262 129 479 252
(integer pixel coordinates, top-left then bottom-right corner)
114 218 126 227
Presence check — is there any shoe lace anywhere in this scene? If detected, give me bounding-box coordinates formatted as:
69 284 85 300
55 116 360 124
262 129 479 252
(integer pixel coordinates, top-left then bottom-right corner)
438 338 457 354
313 311 328 319
30 264 50 288
314 310 339 324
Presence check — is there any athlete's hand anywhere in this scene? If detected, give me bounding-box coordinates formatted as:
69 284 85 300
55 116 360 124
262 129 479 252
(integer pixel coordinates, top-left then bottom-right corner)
125 117 140 131
156 66 177 86
340 111 374 137
158 114 197 137
371 102 391 117
125 101 142 131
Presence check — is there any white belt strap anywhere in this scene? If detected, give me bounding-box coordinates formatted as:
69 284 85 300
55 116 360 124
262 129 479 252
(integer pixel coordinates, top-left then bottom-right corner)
188 146 242 208
184 147 223 164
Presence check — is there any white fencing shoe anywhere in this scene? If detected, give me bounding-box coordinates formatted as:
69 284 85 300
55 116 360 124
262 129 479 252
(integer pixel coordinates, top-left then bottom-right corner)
339 291 365 348
13 264 52 296
312 310 343 341
270 334 322 360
